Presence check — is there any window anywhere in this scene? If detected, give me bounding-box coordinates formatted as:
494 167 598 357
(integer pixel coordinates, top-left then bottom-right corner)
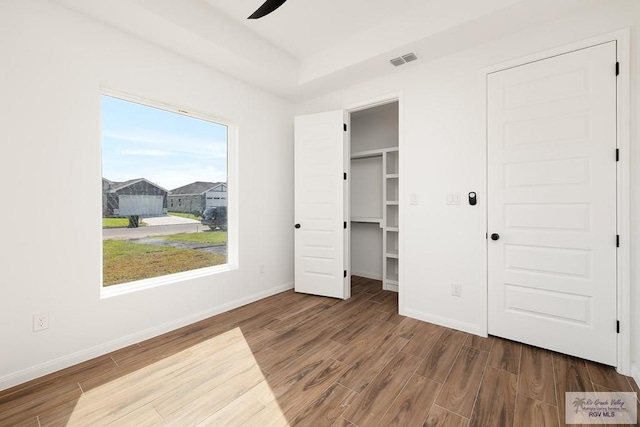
101 94 229 288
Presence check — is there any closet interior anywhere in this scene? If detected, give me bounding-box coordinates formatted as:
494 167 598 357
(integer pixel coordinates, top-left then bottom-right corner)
349 101 399 292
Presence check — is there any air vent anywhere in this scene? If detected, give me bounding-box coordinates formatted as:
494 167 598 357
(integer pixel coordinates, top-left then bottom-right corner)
402 53 417 63
389 52 418 67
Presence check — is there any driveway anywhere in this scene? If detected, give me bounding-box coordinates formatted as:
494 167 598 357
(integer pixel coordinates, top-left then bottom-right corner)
103 215 205 240
143 215 200 226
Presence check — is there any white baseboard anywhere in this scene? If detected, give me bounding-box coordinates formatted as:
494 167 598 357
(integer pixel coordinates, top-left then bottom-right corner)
384 283 399 292
0 282 294 392
401 307 485 337
351 271 382 281
632 363 640 390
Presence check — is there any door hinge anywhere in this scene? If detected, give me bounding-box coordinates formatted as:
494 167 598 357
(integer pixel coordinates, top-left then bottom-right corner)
344 270 347 278
616 62 620 76
344 221 347 229
616 148 619 161
485 232 488 239
344 172 347 180
343 123 347 132
616 235 620 247
616 320 620 333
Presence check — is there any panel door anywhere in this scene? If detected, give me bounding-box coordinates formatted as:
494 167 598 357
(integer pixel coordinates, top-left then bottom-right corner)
294 111 348 299
487 42 617 365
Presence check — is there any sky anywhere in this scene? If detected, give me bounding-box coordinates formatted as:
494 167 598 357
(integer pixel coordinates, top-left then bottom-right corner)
101 95 227 191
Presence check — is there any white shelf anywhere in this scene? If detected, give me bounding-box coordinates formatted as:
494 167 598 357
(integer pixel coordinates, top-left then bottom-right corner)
351 217 383 226
351 149 384 159
385 256 399 285
351 147 399 160
386 272 399 282
386 174 399 179
385 201 399 206
351 217 383 223
386 150 399 175
387 227 399 232
386 204 399 228
386 252 399 259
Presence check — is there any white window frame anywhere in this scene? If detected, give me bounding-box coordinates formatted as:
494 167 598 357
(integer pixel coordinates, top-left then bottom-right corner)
100 89 238 299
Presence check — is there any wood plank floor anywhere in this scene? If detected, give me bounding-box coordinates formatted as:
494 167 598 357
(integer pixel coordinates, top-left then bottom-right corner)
1 276 638 427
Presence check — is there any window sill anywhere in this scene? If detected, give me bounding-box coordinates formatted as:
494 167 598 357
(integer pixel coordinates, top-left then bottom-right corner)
100 263 236 299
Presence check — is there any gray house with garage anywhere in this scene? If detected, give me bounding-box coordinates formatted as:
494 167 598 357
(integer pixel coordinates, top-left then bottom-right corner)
168 181 227 215
102 178 168 217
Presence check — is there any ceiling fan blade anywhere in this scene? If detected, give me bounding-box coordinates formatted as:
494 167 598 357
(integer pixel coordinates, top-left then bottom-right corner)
248 0 287 19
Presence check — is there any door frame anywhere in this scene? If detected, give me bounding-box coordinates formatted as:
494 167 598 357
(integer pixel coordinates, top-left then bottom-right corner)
344 92 404 307
481 29 631 374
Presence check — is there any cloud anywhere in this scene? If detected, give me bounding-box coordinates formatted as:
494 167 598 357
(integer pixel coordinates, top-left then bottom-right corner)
102 112 228 190
103 129 227 160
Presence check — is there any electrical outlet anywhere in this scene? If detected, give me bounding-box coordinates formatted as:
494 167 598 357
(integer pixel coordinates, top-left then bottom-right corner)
451 284 462 297
33 312 49 332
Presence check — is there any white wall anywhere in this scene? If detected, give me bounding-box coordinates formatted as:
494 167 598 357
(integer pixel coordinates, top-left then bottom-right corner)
0 1 294 390
298 0 640 381
350 102 399 153
350 222 383 280
350 157 383 220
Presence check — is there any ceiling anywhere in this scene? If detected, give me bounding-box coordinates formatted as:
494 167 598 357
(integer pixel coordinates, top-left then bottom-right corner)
55 0 610 100
205 0 431 60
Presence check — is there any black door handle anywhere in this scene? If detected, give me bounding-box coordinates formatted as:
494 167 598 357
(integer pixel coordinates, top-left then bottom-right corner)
490 233 500 241
295 224 301 229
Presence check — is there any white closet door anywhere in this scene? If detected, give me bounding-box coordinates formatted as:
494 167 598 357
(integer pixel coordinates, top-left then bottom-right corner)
487 42 617 365
294 111 348 299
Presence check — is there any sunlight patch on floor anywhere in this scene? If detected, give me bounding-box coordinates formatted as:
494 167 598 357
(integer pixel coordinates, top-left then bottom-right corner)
65 328 288 426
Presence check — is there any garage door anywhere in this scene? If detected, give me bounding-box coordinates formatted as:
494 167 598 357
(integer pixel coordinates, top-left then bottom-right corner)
118 195 164 216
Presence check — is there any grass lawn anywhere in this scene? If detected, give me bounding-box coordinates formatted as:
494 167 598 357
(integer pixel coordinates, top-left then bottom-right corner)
103 240 226 286
168 211 201 220
160 231 227 245
103 218 147 228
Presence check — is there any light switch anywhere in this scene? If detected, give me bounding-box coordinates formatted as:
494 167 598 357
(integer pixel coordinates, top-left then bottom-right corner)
410 193 419 205
446 193 461 205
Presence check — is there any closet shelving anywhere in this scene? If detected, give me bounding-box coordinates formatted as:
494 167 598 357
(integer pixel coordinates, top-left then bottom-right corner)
383 148 399 291
350 146 399 292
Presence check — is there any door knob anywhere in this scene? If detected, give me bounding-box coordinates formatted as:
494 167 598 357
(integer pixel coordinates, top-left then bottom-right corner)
295 224 301 229
490 233 500 241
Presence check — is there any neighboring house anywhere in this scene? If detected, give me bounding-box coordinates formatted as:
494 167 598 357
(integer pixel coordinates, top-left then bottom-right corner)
205 183 228 209
102 178 168 217
168 181 227 214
